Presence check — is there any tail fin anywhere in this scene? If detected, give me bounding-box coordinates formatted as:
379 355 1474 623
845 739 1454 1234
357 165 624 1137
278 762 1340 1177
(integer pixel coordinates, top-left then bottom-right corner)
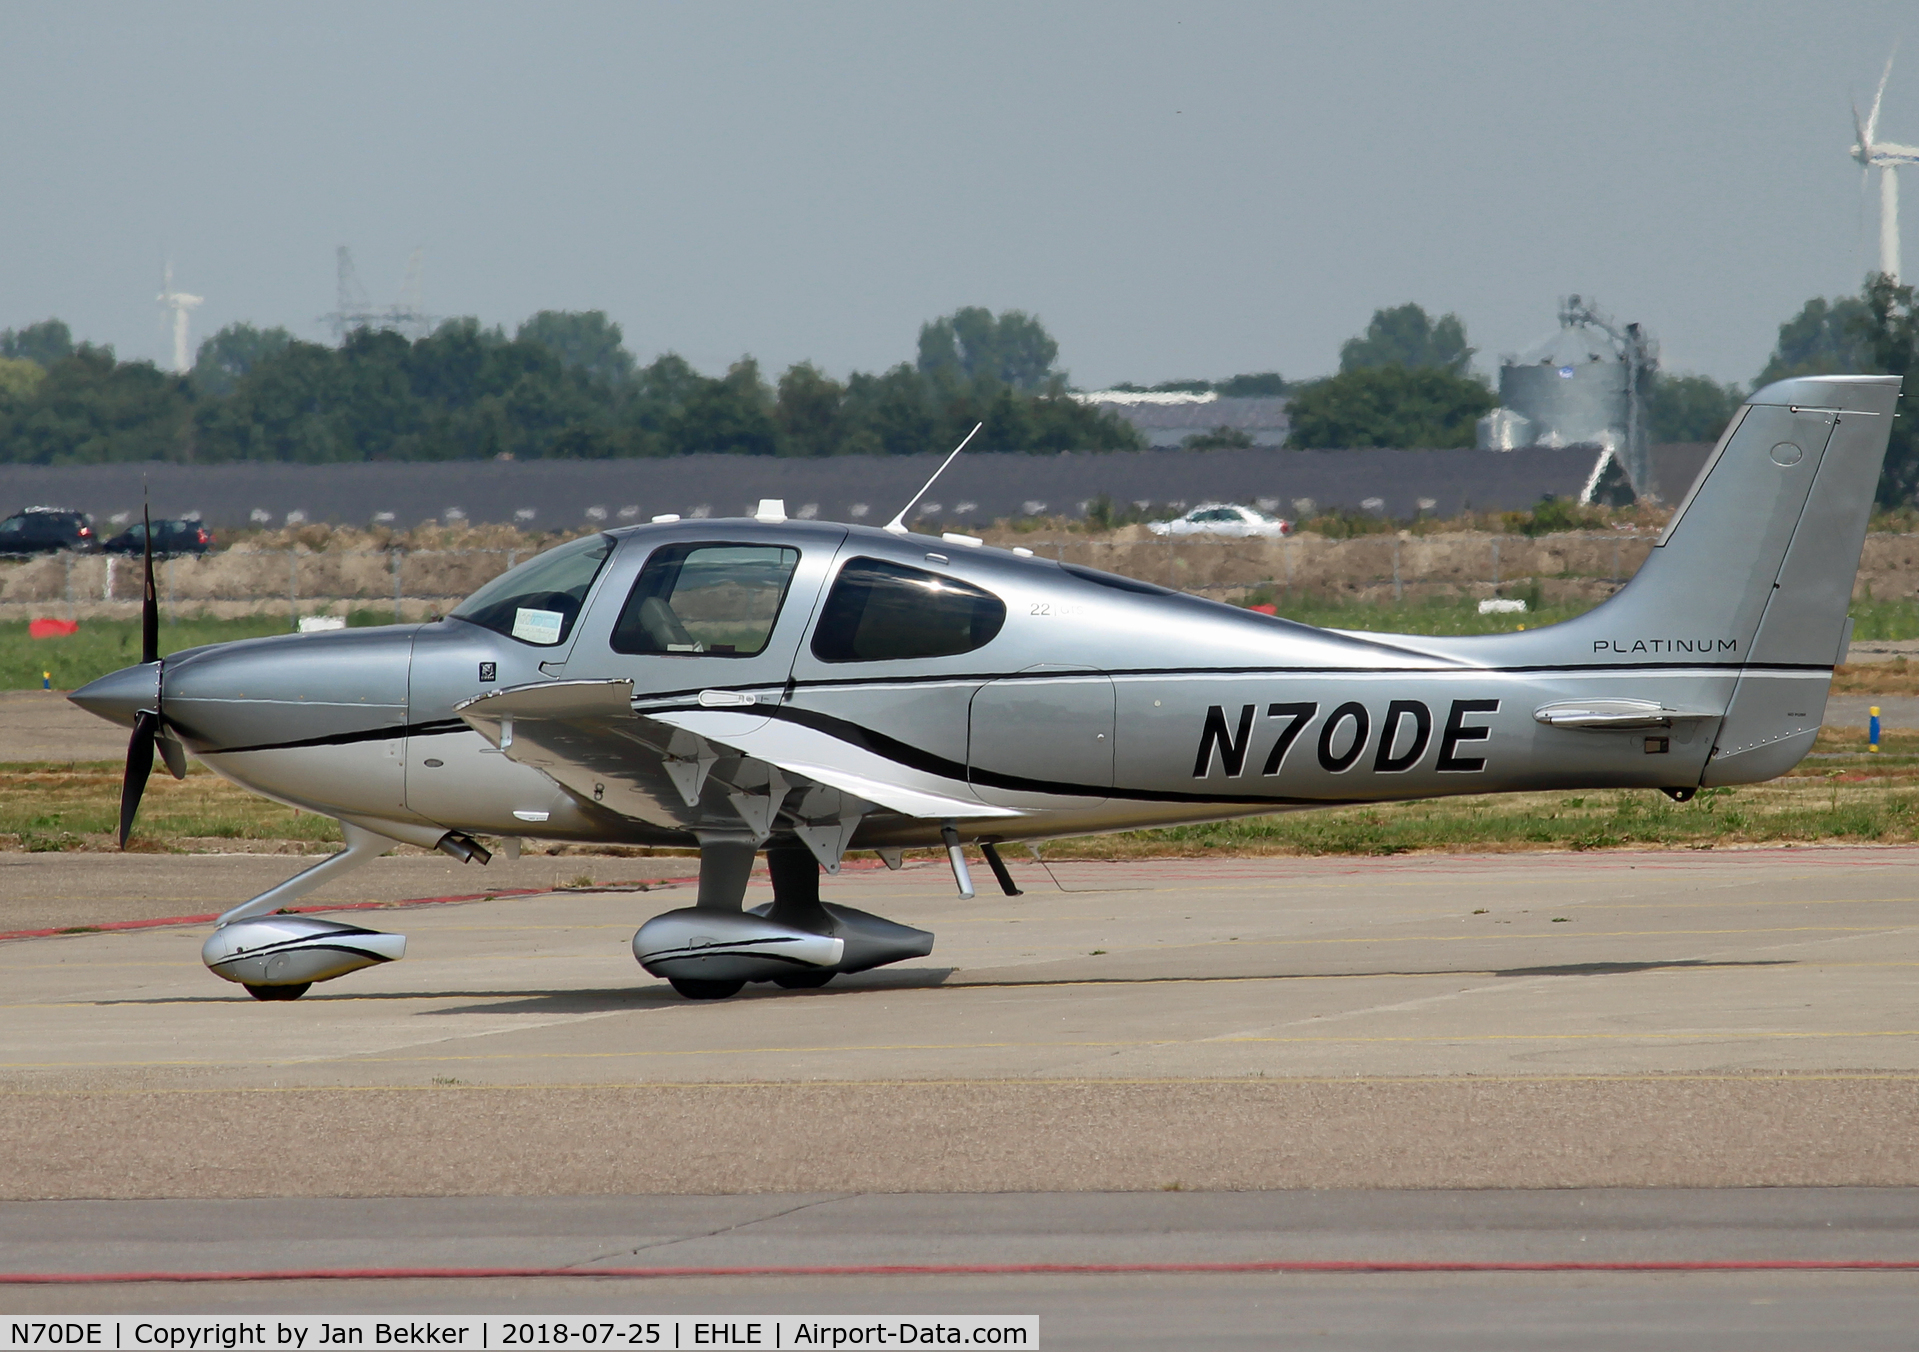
1566 374 1901 781
1603 376 1899 658
1584 375 1899 664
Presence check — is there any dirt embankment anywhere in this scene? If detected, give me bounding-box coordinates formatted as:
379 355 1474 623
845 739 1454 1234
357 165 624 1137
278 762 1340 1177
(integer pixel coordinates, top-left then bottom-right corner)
977 526 1660 604
5 524 1919 619
978 527 1919 604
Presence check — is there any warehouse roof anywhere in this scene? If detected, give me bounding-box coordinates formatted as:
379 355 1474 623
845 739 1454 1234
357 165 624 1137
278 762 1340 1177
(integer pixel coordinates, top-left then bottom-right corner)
0 441 1708 532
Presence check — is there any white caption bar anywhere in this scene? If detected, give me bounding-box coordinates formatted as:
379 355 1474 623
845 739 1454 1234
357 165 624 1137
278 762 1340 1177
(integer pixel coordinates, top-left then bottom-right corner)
3 1319 1036 1351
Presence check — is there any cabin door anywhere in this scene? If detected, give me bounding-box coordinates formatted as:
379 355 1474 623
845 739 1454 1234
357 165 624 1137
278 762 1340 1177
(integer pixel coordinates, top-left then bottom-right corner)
968 666 1114 811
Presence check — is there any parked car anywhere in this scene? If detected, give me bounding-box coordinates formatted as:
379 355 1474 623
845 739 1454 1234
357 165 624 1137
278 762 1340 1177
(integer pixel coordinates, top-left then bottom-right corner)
1147 503 1291 538
103 518 214 557
0 507 98 556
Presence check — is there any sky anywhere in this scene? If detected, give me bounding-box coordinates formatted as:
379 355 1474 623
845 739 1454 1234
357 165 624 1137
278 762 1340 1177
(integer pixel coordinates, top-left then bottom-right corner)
2 1 1915 389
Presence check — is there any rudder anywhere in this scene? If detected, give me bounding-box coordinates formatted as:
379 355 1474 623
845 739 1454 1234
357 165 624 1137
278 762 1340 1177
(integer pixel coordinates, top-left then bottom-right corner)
1647 376 1898 782
1542 375 1900 784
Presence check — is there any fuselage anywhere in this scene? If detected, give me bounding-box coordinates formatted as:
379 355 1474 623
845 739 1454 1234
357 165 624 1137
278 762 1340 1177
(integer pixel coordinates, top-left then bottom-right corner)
74 518 1815 852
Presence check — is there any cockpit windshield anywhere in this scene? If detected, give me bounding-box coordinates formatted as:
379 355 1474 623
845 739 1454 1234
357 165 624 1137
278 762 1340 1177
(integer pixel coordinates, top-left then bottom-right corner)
451 534 613 647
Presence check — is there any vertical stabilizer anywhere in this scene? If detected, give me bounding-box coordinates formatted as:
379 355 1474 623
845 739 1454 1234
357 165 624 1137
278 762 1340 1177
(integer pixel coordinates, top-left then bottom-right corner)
1564 376 1899 660
1551 374 1899 782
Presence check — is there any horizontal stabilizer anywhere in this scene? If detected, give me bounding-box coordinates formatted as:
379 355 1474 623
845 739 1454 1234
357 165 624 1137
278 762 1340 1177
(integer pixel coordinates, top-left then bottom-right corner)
1533 699 1719 730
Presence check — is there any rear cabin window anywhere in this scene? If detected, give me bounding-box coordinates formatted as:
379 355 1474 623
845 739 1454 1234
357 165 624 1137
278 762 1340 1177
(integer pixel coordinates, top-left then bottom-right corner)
810 557 1006 663
611 543 801 657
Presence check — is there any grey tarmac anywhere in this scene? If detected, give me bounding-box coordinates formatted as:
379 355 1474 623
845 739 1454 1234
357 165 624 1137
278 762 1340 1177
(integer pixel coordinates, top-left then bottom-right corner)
0 689 124 763
6 849 1919 1344
1823 694 1919 728
0 850 696 936
4 1192 1919 1350
4 848 1919 1195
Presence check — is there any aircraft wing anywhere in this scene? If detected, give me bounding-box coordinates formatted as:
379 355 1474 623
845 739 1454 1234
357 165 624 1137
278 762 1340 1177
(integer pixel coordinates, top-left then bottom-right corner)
455 679 1021 834
646 705 1023 820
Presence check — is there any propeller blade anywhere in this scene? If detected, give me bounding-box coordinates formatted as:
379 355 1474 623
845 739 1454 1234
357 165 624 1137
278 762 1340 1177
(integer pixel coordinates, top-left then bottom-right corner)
156 728 188 780
118 709 158 848
140 499 158 665
1867 48 1896 146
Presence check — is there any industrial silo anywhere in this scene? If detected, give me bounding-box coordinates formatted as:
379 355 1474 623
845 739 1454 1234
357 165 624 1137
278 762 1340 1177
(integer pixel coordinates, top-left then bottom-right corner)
1476 296 1657 498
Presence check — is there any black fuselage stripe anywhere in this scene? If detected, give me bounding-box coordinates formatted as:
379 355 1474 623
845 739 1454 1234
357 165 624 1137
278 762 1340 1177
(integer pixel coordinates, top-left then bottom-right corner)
204 663 1820 754
209 944 395 965
202 718 466 756
196 655 1821 805
630 661 1812 804
647 700 1360 806
628 660 1828 702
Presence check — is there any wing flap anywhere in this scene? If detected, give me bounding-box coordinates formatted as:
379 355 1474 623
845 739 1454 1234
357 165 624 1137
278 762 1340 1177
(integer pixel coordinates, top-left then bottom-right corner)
646 707 1022 820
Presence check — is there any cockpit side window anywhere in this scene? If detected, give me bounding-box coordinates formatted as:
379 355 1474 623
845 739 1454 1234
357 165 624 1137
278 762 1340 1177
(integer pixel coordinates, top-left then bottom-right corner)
610 543 801 657
451 534 612 647
810 557 1006 663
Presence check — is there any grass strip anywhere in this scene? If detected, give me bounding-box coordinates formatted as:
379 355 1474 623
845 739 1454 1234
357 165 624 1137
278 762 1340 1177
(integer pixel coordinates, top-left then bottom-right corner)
0 761 342 853
3 727 1912 858
0 617 306 692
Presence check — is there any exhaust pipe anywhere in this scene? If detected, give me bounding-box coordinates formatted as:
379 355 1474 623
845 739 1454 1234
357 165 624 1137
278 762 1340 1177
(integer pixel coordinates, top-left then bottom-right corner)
435 831 492 865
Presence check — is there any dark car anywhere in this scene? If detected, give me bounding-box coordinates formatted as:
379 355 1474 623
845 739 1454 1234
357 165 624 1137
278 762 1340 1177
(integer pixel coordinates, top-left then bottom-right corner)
0 507 97 556
103 518 214 557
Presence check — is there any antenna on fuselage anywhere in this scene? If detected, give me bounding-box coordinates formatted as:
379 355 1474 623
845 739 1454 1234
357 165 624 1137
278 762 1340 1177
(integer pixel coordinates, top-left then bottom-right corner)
882 421 983 535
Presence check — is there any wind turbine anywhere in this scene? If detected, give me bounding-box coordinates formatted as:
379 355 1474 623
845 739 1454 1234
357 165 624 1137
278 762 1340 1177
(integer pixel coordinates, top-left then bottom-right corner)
156 263 203 374
1853 50 1919 283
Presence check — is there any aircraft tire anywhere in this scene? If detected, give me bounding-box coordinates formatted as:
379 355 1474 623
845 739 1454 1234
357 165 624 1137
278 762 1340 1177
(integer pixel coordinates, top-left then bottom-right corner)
244 983 312 1001
773 971 834 989
669 978 745 1000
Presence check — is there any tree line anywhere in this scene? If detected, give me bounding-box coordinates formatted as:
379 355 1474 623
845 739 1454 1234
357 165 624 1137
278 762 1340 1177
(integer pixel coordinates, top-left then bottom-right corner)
2 285 1914 500
0 306 1142 465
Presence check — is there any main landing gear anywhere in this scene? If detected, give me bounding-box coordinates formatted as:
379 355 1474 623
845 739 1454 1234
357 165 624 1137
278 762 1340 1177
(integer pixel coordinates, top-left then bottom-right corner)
633 834 934 999
245 982 313 1001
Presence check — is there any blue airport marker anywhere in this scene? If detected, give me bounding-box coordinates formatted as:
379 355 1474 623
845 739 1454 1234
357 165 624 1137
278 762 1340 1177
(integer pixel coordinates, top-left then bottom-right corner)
41 670 49 691
1870 705 1881 754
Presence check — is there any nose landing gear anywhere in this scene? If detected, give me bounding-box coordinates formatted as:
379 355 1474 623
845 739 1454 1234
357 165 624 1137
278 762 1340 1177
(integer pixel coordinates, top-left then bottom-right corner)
201 819 467 999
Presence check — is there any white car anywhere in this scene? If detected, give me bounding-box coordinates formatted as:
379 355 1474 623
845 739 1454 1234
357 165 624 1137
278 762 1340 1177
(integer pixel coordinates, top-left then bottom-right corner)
1146 502 1292 538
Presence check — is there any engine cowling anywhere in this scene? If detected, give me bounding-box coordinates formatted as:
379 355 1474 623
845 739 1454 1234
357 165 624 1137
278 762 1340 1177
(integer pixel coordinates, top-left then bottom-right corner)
202 915 406 988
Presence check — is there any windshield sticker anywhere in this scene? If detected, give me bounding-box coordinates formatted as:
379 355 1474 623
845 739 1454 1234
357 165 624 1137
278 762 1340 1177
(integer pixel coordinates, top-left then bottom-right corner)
512 608 564 644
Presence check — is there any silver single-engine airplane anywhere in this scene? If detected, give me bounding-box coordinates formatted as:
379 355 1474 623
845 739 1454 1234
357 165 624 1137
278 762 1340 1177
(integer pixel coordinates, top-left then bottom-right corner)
72 374 1902 1001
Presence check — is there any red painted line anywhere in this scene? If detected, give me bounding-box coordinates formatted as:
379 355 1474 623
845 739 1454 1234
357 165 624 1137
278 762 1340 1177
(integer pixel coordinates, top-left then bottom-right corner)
0 888 553 943
5 1259 1919 1284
